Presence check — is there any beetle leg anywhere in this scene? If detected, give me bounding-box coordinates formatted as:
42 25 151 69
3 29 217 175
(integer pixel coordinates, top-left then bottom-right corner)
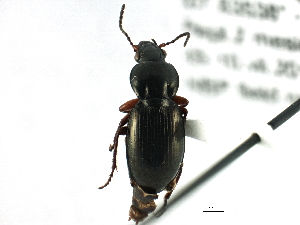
172 95 189 120
119 98 139 113
109 113 130 151
98 113 129 189
99 98 140 190
179 106 188 121
163 163 183 206
172 95 189 107
154 163 183 217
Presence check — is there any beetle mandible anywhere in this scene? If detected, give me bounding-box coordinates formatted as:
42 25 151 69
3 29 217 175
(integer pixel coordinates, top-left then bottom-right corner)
99 4 190 224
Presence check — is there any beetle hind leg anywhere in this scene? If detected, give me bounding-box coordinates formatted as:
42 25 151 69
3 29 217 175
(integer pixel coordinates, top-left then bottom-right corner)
163 163 183 205
154 163 183 217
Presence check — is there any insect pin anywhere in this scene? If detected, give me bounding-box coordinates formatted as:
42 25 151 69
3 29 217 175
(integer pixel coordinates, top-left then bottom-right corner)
99 4 190 224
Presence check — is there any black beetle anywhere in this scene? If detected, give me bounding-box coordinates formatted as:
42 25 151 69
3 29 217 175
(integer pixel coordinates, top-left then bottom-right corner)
99 4 190 224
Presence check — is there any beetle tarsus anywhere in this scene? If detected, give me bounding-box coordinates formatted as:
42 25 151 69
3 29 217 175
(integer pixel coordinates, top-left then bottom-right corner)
98 145 118 189
98 166 115 189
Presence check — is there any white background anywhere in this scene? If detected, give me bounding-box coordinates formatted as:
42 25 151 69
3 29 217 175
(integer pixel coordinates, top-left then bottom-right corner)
0 0 300 224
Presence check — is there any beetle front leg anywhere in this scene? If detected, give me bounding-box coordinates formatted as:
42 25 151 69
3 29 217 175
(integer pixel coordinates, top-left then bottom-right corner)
119 98 139 113
98 113 129 189
172 95 189 107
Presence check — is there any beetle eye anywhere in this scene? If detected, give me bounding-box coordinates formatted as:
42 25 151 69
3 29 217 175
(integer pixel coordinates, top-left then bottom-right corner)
134 52 139 61
162 49 167 56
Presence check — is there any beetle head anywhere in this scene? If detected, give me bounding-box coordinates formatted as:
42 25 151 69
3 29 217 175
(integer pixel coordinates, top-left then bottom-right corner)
133 41 166 63
119 4 190 63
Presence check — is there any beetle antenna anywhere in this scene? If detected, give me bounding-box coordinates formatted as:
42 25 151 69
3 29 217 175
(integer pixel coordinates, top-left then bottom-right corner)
159 32 190 48
151 39 158 45
119 4 137 51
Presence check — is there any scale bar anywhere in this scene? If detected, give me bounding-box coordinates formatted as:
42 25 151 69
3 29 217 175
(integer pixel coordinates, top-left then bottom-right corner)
203 211 224 212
